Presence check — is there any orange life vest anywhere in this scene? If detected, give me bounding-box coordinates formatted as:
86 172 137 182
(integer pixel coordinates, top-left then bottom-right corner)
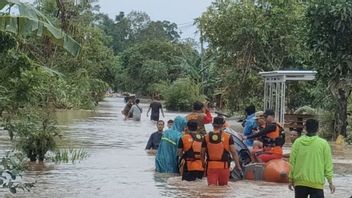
181 133 204 172
205 131 232 169
186 112 206 134
262 123 284 155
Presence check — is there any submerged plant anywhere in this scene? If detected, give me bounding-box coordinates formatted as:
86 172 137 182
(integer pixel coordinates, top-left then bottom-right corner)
46 148 89 164
4 106 60 162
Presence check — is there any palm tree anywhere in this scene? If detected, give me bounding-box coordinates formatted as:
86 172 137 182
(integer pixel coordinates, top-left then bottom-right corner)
0 0 80 56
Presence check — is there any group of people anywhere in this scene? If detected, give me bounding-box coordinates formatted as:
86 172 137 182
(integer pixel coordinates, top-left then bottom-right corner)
242 105 335 197
140 99 335 197
122 98 142 121
122 96 165 122
145 101 241 186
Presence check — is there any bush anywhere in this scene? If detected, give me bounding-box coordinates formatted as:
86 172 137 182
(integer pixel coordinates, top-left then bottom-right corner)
161 78 206 111
294 106 317 115
4 107 60 162
0 151 35 194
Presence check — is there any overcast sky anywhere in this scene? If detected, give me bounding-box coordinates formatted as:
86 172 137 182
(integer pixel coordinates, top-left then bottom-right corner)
23 0 213 40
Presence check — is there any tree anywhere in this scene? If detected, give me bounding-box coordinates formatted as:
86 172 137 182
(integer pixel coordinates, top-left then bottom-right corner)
0 0 80 56
306 0 352 137
198 0 306 110
135 20 180 42
119 40 195 95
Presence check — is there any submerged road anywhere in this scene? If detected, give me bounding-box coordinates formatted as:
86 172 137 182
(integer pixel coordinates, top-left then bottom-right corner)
0 97 350 197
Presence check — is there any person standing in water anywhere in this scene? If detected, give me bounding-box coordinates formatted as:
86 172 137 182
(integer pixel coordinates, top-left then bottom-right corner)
146 96 165 121
202 117 242 186
186 101 212 135
178 121 204 181
121 99 133 118
289 119 335 197
125 99 142 121
167 120 174 129
283 129 302 158
155 116 187 173
145 120 165 152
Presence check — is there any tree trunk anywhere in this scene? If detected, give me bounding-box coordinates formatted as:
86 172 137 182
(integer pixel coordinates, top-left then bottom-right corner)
337 88 348 137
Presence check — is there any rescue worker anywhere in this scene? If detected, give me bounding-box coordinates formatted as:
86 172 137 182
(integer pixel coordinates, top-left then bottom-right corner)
177 121 204 181
201 117 242 186
244 109 285 163
186 101 212 135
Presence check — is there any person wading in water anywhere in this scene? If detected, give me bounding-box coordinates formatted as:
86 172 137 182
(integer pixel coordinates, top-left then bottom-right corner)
202 117 242 186
147 96 165 122
186 101 212 135
178 121 205 181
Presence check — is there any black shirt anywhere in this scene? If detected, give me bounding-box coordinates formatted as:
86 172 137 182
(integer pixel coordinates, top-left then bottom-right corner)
247 123 277 139
150 102 162 117
145 131 163 150
178 138 184 149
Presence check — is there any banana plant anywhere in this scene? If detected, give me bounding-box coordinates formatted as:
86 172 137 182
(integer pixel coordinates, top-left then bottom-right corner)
0 0 80 56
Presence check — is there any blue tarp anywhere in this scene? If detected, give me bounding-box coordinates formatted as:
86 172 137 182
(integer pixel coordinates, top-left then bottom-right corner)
155 116 187 173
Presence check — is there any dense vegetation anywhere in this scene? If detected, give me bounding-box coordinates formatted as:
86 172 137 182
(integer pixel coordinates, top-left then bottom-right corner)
197 0 352 139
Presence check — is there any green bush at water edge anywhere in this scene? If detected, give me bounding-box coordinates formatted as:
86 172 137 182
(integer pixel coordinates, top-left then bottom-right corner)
161 78 206 111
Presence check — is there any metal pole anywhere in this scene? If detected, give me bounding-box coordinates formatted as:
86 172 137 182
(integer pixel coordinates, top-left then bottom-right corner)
281 75 286 124
276 78 280 120
264 80 267 110
269 78 273 110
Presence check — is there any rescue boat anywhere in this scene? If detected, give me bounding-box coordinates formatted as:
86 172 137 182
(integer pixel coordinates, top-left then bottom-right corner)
241 159 290 183
228 128 290 183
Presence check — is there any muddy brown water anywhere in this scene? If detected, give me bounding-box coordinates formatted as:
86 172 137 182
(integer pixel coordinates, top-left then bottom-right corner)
0 97 351 197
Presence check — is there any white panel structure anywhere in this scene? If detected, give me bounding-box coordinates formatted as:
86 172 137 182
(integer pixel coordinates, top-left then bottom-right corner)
259 71 317 124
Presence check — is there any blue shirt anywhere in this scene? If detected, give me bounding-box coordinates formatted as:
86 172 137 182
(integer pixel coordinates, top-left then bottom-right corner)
243 113 257 147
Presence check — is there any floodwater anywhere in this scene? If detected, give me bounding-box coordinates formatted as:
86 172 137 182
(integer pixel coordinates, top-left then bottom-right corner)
0 97 351 197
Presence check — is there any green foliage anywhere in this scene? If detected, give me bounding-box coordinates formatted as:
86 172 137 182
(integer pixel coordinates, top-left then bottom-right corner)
47 148 89 164
161 78 206 111
119 40 195 95
294 106 318 115
97 11 180 53
4 107 60 161
147 81 170 98
198 0 307 110
0 0 80 56
306 0 352 82
346 130 352 144
0 151 35 194
0 31 16 52
306 0 352 136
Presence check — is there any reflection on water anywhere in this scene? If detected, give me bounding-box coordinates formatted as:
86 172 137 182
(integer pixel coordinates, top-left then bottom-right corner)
0 97 350 197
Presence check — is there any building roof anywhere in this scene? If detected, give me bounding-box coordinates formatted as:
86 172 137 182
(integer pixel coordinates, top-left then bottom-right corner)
259 70 317 81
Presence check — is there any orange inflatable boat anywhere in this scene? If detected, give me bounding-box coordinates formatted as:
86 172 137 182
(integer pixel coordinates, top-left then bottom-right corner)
240 159 290 183
263 159 290 183
227 130 290 183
